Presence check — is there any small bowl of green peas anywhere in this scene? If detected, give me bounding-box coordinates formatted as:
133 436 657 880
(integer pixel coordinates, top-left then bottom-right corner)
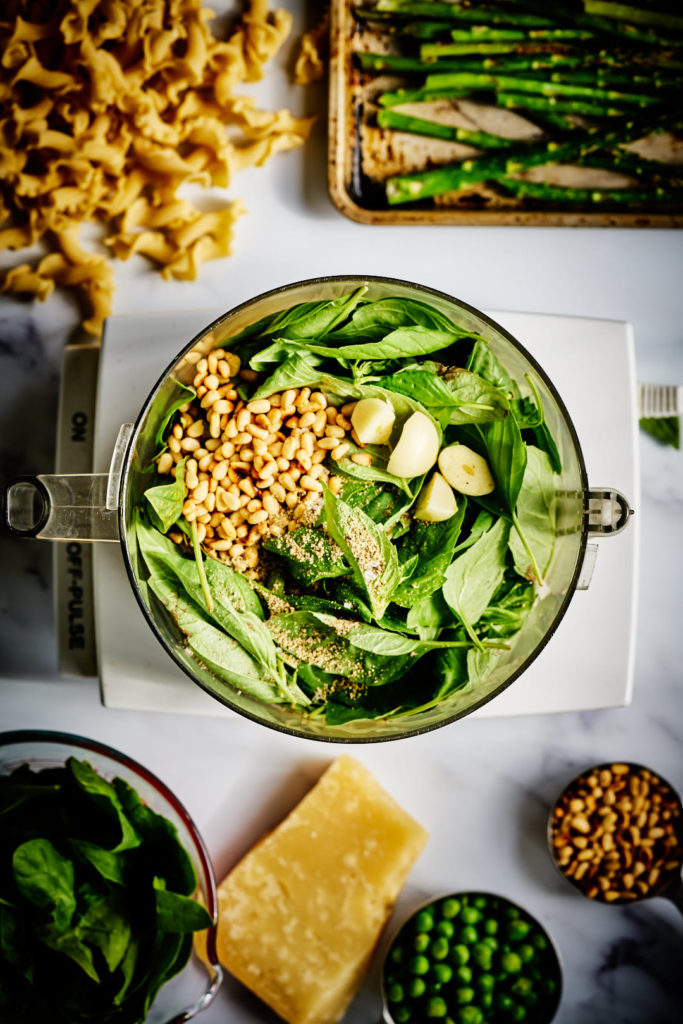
381 891 562 1024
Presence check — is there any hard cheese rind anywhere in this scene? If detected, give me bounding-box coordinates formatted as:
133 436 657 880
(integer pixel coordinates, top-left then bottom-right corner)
216 755 428 1024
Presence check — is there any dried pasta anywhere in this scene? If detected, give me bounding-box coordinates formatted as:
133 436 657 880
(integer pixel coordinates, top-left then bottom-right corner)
0 0 313 335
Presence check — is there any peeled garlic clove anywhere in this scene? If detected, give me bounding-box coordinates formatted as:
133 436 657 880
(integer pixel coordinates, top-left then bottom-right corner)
438 443 495 496
351 397 395 445
386 411 440 478
414 472 458 522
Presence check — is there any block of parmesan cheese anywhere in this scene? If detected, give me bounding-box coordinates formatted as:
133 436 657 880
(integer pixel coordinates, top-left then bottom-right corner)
215 756 428 1024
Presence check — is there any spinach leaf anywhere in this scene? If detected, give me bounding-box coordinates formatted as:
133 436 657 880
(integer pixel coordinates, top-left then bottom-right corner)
479 578 536 639
478 413 527 514
262 288 367 340
347 624 474 657
323 486 401 620
392 502 466 608
640 415 680 449
329 296 459 340
12 839 76 931
153 880 212 933
148 573 295 704
250 351 325 399
406 591 455 639
379 366 509 426
451 509 495 556
263 525 349 586
341 479 409 527
442 518 510 646
70 841 126 886
36 922 99 981
509 447 556 582
432 645 470 699
143 458 186 533
76 893 131 972
67 758 140 853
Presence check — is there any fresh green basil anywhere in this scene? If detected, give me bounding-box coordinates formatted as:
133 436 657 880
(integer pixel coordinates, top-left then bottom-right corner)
442 518 510 646
143 458 186 533
379 366 510 426
509 447 556 582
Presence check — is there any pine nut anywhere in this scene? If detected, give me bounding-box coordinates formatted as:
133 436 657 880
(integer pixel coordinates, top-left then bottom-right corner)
341 401 357 417
271 482 286 502
331 442 350 461
326 424 346 439
280 472 296 492
218 359 231 378
276 457 289 472
329 476 342 495
187 420 204 438
313 410 327 434
234 431 251 445
239 478 256 498
225 353 241 376
236 408 251 431
168 436 181 453
212 460 230 481
267 410 282 430
318 436 340 450
309 463 324 480
247 399 271 415
225 420 238 439
180 437 200 452
301 432 315 455
285 492 298 508
247 423 269 441
211 539 233 551
172 424 183 439
231 543 245 557
351 452 372 467
300 475 323 492
248 509 268 525
282 436 298 460
299 411 316 429
297 451 312 472
263 493 279 515
157 452 173 474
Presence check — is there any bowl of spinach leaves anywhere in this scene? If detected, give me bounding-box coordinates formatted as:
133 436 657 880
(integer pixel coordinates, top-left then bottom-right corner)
114 276 619 740
0 730 222 1024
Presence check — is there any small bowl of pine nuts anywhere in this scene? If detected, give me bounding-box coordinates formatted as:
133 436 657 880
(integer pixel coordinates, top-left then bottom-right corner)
548 762 683 916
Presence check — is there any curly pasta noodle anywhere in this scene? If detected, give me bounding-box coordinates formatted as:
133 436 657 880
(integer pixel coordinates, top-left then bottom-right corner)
0 0 313 335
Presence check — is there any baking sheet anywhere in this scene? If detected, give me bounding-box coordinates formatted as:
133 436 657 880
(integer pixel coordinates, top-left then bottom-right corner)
328 0 683 227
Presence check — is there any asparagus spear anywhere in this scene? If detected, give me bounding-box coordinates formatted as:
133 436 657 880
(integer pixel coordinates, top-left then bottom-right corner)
377 108 524 147
425 28 595 49
356 53 585 75
370 1 556 28
379 86 475 108
385 115 669 204
497 91 628 118
423 71 659 108
497 177 683 205
582 2 683 34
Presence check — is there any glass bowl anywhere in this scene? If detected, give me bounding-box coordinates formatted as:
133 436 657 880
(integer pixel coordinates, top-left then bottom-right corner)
0 730 222 1024
120 276 592 741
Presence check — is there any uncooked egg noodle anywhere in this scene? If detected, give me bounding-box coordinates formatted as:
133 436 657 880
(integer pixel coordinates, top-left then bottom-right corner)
0 0 313 335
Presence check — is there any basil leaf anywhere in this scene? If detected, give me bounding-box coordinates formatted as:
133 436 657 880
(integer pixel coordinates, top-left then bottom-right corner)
330 296 459 340
640 415 680 449
467 339 520 399
13 840 76 932
262 288 367 340
296 325 467 363
263 524 349 587
153 381 196 449
393 502 467 607
347 624 472 656
479 578 536 639
323 486 401 620
509 447 556 582
148 573 298 705
250 351 325 399
334 439 414 497
406 591 455 640
442 518 510 645
379 366 509 426
478 414 527 513
143 459 186 533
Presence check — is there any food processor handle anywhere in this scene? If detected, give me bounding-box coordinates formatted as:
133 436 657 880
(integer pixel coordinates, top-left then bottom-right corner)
2 424 133 542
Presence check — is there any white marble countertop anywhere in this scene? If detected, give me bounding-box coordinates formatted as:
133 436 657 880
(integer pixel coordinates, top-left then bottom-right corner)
1 3 683 1021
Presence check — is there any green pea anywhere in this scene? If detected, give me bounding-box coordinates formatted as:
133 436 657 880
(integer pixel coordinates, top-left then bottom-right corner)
511 978 533 998
426 996 448 1018
507 919 531 943
457 1007 484 1024
451 944 470 966
387 983 405 1003
511 1006 527 1022
456 966 472 985
393 1007 412 1024
540 978 557 998
476 973 495 993
414 933 430 953
431 938 450 960
409 978 427 999
459 926 478 945
483 919 498 936
482 936 498 951
441 898 461 919
433 964 453 984
495 993 514 1011
501 952 523 974
472 897 488 910
480 992 493 1010
456 987 475 1005
518 944 535 964
409 955 430 975
504 906 520 920
461 907 482 926
391 946 404 964
436 920 455 939
471 943 493 969
532 933 548 951
417 910 435 932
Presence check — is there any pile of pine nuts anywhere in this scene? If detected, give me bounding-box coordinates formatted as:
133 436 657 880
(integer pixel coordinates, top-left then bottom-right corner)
156 346 371 575
550 762 683 904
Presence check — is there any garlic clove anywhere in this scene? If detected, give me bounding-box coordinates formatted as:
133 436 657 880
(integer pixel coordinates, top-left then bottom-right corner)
438 443 495 496
414 472 458 522
351 397 396 445
386 411 440 478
